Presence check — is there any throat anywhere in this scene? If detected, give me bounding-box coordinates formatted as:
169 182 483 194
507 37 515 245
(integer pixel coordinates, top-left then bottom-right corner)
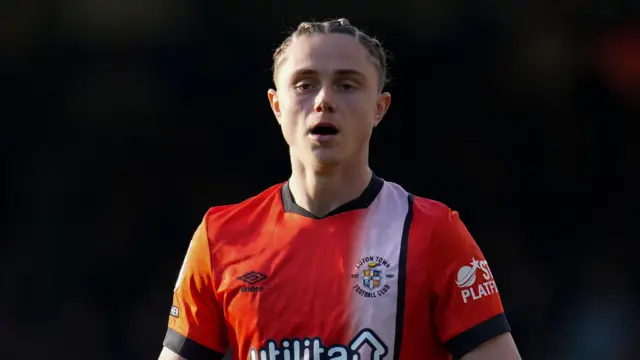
288 167 373 218
298 184 343 217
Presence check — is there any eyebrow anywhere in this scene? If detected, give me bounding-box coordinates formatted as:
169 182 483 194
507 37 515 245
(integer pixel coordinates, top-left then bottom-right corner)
292 68 367 79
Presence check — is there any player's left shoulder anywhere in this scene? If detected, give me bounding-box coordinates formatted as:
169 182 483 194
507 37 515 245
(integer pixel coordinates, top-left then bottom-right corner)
392 186 452 231
380 180 449 217
380 179 463 233
387 182 469 247
409 194 451 219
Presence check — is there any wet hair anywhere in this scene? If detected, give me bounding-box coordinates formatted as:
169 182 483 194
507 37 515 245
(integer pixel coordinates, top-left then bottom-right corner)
272 18 389 90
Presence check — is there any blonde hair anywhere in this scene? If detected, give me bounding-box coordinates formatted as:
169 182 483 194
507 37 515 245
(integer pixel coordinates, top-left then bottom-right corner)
272 18 389 89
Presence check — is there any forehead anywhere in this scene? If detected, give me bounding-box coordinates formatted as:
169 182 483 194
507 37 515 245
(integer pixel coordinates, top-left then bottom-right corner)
277 33 377 81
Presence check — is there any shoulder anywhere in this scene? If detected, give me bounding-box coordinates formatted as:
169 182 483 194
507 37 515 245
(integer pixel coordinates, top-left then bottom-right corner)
406 194 480 268
201 182 284 245
410 194 451 221
412 194 469 237
384 181 462 242
408 195 456 248
383 180 451 226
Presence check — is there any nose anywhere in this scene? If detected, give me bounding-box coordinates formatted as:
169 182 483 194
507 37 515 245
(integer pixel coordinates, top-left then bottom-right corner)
314 88 336 113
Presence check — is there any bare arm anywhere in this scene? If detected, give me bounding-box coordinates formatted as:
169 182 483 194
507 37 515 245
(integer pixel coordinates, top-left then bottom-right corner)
461 333 521 360
158 346 186 360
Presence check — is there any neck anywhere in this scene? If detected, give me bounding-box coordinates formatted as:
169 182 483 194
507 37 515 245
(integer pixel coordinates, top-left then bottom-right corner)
288 154 372 217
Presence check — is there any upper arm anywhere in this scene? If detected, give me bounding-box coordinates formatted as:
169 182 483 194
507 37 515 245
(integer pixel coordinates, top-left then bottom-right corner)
161 215 228 360
159 346 186 360
159 346 231 360
461 333 521 360
428 208 515 358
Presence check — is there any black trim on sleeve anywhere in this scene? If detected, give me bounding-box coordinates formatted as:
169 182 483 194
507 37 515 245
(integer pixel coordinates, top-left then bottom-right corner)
163 328 225 360
444 313 511 358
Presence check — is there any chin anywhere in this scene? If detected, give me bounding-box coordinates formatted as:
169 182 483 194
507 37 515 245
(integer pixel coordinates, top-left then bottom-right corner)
308 148 344 168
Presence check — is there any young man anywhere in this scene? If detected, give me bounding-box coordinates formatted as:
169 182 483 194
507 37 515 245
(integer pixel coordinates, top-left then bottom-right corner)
159 19 521 360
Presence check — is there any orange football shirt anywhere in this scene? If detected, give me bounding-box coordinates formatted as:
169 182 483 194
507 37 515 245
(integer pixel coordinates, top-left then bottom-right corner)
163 175 510 360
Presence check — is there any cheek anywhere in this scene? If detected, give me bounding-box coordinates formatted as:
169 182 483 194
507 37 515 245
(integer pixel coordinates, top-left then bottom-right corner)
280 93 302 113
282 99 311 128
293 95 314 116
346 100 376 127
278 104 306 143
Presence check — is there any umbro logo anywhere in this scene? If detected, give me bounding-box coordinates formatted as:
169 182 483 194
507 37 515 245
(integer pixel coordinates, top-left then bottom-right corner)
238 271 267 293
238 271 268 284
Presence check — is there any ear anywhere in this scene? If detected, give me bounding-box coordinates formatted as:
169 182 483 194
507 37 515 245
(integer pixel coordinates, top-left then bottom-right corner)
267 89 282 124
373 92 391 127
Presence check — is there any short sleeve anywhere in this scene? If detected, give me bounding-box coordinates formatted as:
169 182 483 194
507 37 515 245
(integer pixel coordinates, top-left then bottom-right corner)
429 209 511 358
163 217 228 360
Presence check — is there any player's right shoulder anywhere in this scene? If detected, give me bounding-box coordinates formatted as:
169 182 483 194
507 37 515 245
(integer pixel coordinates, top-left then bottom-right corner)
200 182 284 247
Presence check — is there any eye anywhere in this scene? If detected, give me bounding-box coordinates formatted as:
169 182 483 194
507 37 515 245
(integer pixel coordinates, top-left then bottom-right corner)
294 82 314 92
338 82 358 91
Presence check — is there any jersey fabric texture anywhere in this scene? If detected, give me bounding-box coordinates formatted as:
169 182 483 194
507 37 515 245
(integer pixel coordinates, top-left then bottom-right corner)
164 175 510 360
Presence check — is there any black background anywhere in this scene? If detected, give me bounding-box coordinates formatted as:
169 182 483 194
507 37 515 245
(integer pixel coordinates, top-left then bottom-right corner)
2 1 639 359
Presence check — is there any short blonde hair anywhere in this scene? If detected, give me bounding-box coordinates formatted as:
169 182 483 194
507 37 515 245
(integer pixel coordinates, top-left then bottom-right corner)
272 18 389 89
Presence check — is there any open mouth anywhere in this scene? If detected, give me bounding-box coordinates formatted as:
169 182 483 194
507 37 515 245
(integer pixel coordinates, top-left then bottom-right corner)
309 123 339 136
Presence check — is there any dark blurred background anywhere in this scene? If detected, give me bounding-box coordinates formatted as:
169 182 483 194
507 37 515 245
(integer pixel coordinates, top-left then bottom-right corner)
2 1 639 359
